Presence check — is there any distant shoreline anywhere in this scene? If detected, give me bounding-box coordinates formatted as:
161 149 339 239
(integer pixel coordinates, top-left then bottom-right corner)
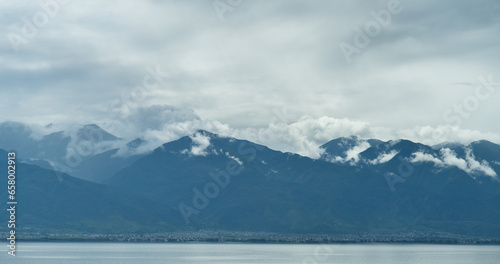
11 235 500 245
16 239 500 245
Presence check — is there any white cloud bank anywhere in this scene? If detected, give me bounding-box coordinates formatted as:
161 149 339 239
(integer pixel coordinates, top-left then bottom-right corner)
367 150 399 165
411 148 497 178
227 117 500 160
189 132 211 156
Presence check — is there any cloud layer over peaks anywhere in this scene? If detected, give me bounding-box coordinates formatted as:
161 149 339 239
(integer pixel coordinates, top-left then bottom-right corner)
411 148 497 177
16 105 500 161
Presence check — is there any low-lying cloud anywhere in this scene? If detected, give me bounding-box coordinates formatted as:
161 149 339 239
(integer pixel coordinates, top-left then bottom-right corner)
410 148 497 178
189 132 211 156
367 150 399 165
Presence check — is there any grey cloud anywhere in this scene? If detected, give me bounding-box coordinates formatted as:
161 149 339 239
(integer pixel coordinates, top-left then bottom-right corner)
1 0 499 146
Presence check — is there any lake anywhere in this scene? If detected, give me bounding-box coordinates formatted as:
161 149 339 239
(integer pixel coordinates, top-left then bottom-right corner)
2 243 500 263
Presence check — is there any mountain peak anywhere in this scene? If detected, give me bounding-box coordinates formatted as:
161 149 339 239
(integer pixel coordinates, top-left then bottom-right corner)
321 136 361 149
76 124 119 142
83 123 101 129
193 129 219 139
471 139 498 147
127 138 146 149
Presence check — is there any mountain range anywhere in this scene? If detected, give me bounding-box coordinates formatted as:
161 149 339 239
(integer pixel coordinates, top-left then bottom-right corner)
1 122 500 238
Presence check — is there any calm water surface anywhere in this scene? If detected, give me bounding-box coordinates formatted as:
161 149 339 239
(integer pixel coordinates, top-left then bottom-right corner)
1 243 499 264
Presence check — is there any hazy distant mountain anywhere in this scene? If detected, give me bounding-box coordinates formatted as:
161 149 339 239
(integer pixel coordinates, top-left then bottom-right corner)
0 122 39 156
0 122 143 183
76 124 120 142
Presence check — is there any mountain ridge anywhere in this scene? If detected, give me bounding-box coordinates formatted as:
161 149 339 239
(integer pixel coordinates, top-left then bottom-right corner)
1 123 500 238
106 131 500 236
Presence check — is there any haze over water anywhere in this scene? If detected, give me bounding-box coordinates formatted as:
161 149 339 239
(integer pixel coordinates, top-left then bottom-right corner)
2 243 500 264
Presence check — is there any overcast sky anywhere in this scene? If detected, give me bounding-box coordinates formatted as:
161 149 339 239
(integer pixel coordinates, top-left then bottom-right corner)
1 0 500 157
